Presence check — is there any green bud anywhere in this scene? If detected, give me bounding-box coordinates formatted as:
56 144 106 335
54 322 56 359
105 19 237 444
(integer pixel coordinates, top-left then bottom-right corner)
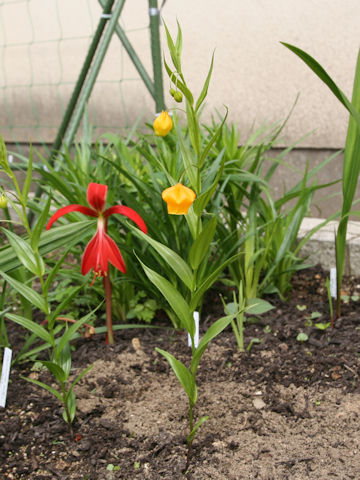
169 88 176 97
173 91 183 103
0 194 7 209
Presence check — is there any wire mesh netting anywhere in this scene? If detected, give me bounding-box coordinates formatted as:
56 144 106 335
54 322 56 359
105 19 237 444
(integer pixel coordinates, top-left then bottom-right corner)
0 0 161 150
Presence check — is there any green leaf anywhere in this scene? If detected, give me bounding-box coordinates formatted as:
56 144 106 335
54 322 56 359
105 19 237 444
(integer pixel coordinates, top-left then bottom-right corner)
187 415 209 444
190 253 240 311
68 364 94 395
246 298 274 315
128 223 193 290
6 312 52 343
190 313 234 375
57 304 100 355
22 146 33 202
0 220 93 274
136 255 194 336
58 341 72 378
43 248 71 296
31 194 52 251
177 126 198 191
281 43 360 127
175 19 183 58
156 348 197 406
296 332 308 342
0 134 9 170
21 375 63 402
49 284 85 328
163 20 181 72
189 216 217 269
40 360 67 383
63 390 76 423
0 270 48 313
198 108 228 169
2 229 45 276
195 52 215 113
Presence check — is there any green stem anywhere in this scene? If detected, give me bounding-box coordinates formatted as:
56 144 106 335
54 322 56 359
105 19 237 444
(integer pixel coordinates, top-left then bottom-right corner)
185 402 194 471
103 275 114 345
236 312 244 352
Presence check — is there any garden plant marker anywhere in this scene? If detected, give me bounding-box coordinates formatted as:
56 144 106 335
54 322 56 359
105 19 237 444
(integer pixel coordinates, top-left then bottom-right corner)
188 311 199 348
0 347 12 408
330 267 337 299
46 182 147 344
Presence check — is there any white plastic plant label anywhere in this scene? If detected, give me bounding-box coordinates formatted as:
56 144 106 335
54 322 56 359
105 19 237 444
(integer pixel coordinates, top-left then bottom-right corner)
330 267 337 299
0 347 12 408
188 311 199 349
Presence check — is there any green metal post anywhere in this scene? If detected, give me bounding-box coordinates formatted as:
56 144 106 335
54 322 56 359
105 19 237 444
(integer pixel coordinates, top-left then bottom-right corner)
62 0 126 148
98 0 155 98
148 0 165 112
50 0 115 159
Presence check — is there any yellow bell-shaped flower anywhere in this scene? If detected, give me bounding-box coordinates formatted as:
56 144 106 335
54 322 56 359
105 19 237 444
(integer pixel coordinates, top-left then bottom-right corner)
162 183 196 215
153 111 173 137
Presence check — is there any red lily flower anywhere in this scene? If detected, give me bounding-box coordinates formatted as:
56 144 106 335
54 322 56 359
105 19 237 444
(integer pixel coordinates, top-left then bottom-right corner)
46 182 147 280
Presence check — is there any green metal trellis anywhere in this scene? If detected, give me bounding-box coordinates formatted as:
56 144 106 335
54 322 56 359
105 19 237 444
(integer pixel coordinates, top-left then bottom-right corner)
50 0 165 159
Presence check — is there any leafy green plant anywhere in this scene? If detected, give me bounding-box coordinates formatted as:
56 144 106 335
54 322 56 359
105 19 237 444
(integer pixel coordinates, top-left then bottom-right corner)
222 283 273 352
0 136 95 432
133 21 239 470
281 42 360 318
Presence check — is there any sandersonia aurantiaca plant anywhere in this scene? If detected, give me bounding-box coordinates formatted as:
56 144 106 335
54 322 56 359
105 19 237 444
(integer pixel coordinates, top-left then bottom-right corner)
130 22 241 472
46 182 147 344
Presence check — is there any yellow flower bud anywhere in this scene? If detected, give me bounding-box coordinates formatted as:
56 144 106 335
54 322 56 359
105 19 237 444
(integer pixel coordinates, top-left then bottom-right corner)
169 88 176 97
162 183 196 215
0 194 7 209
153 111 173 137
173 91 183 103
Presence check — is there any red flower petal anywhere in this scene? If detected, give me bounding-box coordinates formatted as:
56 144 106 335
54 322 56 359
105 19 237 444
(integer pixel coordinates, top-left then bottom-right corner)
87 183 107 212
103 205 147 233
46 204 97 230
81 228 126 276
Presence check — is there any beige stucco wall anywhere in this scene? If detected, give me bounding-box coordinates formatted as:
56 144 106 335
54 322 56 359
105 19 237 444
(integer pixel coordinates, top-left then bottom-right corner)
0 0 359 149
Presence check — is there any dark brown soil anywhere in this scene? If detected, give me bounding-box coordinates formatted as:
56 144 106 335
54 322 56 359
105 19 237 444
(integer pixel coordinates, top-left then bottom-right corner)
1 266 360 479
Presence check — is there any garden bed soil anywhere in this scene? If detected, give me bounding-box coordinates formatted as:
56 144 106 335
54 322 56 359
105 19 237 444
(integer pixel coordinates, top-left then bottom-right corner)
1 266 360 479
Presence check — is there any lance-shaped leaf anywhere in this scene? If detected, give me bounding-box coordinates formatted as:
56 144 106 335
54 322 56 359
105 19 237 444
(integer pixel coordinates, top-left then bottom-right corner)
22 147 33 203
40 361 67 383
21 375 63 403
195 52 215 113
0 270 48 314
178 126 198 191
128 223 193 290
6 312 52 344
0 220 93 273
2 228 45 276
187 416 209 445
137 255 194 336
190 253 240 311
163 20 181 73
194 150 225 216
190 313 234 375
156 348 197 406
57 303 101 355
31 194 52 251
281 43 360 128
189 216 217 270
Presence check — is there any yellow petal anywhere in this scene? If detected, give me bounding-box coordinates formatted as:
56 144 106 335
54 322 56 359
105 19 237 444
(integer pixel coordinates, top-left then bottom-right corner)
162 183 196 215
153 111 173 137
